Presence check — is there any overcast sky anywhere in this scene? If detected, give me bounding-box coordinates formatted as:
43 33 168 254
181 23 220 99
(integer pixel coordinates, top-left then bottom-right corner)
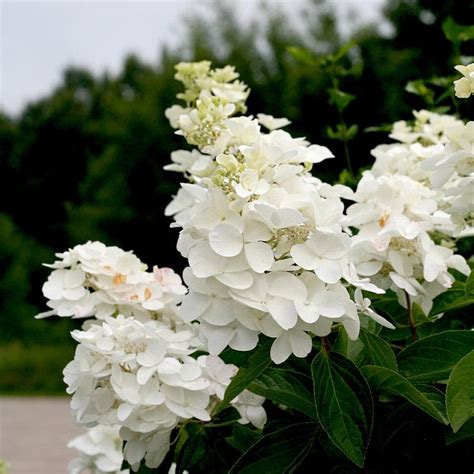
1 0 386 116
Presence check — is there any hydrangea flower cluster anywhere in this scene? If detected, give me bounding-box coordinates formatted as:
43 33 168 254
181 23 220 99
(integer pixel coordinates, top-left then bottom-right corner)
65 315 264 470
346 108 472 313
37 242 266 472
369 109 473 236
68 425 128 474
36 241 186 322
165 61 393 364
345 172 469 313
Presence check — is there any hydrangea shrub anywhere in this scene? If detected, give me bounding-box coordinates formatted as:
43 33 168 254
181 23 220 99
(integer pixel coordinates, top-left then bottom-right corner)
37 47 473 472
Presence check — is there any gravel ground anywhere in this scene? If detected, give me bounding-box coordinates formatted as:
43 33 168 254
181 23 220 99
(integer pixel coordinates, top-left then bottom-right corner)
0 397 83 474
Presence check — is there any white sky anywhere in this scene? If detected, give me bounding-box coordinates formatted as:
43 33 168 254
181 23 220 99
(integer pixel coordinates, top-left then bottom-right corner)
0 0 386 115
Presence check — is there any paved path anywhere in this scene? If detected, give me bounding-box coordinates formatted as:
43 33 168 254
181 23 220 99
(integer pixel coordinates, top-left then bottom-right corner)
0 397 83 474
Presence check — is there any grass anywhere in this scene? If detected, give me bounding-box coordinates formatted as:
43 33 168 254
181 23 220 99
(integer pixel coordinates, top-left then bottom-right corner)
0 340 75 395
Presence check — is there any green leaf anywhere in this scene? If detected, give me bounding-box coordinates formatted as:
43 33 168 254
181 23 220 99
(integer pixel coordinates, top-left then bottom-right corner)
328 88 355 112
332 40 357 61
465 270 474 295
359 330 398 371
446 418 474 445
249 368 317 419
397 330 474 383
218 339 272 411
175 430 206 473
405 80 434 104
312 351 373 467
361 365 448 425
345 124 359 141
286 46 318 65
229 422 319 474
226 425 262 453
446 350 474 433
442 17 474 43
333 327 364 364
430 288 474 315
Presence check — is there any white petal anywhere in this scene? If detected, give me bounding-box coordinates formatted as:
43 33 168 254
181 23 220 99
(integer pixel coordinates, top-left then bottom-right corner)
315 259 343 284
137 341 166 367
179 291 211 322
188 241 224 278
268 272 308 301
306 144 334 163
267 296 298 330
270 333 292 364
389 272 417 296
290 244 320 270
64 269 86 287
342 317 360 340
201 298 236 326
315 291 346 317
209 223 244 257
205 326 235 355
289 331 313 358
215 271 254 290
311 231 350 259
229 326 259 351
423 252 445 282
294 301 319 323
244 242 274 273
117 402 135 421
272 208 305 229
243 220 272 242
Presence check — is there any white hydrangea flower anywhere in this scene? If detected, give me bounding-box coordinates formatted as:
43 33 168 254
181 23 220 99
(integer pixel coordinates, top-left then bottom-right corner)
68 425 127 474
36 242 187 323
63 313 266 470
346 172 470 313
454 63 474 99
164 61 387 364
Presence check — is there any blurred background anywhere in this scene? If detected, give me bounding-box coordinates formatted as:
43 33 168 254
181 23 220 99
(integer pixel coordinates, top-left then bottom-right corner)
0 0 473 396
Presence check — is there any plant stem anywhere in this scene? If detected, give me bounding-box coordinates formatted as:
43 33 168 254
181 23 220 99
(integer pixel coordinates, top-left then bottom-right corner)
404 291 417 341
321 336 331 353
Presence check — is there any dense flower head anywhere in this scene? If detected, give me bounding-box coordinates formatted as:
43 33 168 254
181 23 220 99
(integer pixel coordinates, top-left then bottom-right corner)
36 241 186 322
164 61 392 364
346 171 470 313
370 111 473 236
68 425 127 474
64 314 265 469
